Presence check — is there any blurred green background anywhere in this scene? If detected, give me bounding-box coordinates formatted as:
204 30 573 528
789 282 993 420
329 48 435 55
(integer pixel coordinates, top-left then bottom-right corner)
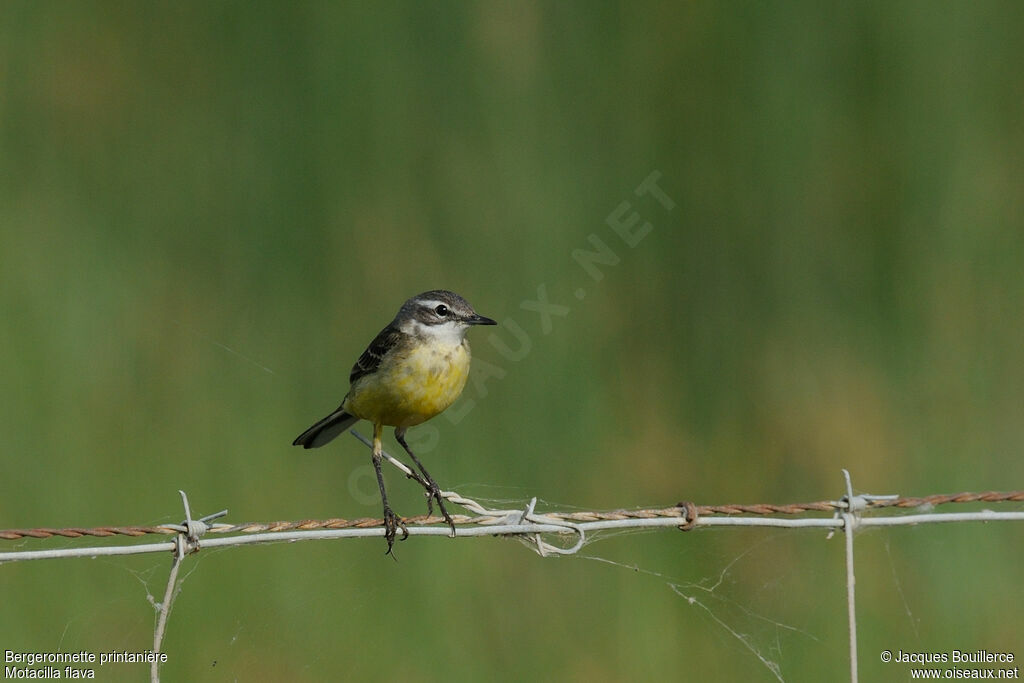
2 2 1022 681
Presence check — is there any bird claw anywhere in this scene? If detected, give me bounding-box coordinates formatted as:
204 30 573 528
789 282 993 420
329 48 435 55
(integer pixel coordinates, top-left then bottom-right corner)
382 506 408 556
423 483 456 538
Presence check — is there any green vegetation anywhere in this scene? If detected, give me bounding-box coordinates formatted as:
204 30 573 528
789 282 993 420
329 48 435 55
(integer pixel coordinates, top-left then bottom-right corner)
2 2 1022 680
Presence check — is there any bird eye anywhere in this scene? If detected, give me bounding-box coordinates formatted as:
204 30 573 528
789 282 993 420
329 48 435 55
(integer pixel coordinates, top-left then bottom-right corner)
434 304 449 317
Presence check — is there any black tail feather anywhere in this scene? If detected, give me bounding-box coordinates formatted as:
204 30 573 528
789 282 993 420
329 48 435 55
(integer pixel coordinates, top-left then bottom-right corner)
293 409 359 448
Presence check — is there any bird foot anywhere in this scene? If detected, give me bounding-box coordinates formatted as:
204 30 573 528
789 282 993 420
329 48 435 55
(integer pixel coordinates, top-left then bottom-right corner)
423 483 456 538
382 506 408 556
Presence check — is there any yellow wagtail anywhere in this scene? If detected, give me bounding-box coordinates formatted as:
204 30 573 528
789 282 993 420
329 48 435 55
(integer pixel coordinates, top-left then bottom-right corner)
293 290 496 553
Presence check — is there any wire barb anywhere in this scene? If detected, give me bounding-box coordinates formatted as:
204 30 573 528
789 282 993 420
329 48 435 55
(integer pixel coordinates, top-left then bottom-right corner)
164 490 228 556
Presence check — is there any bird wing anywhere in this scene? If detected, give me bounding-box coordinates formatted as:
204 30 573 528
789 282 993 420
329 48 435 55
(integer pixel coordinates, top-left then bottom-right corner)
350 326 405 384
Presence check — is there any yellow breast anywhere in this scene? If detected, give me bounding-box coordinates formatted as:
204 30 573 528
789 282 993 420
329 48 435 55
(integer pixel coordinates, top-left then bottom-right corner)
345 339 471 428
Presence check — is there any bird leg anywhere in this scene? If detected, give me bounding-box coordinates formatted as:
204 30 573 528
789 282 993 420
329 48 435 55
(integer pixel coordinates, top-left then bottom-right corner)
371 423 407 555
394 459 431 490
395 428 456 538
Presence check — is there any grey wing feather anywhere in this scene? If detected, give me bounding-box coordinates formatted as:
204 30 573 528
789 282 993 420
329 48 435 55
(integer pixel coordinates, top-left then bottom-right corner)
350 326 404 384
293 326 405 450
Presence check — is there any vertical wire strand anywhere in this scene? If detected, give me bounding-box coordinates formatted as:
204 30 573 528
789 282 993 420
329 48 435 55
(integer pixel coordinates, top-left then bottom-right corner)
842 470 858 683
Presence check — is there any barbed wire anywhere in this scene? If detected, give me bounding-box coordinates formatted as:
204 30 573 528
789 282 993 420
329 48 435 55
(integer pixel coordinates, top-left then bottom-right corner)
2 487 1022 560
3 463 1023 683
2 488 1022 543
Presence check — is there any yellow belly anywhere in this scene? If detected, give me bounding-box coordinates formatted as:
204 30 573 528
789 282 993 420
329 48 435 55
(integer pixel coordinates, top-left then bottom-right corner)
344 340 471 428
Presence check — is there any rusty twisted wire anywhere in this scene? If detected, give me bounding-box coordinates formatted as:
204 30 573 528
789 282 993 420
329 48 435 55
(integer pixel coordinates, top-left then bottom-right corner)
2 490 1022 542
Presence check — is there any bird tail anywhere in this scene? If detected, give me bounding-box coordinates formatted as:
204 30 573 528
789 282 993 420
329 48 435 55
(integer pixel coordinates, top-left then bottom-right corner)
292 409 359 449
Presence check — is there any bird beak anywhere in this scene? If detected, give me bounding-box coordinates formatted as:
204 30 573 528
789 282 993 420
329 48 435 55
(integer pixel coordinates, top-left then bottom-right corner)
467 314 497 326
